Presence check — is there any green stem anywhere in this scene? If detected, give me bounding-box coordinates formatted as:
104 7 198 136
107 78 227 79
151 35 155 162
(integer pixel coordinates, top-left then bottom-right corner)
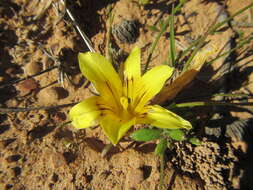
173 101 253 108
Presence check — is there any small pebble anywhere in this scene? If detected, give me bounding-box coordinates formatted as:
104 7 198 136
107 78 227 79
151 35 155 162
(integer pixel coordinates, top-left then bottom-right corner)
15 78 39 96
24 62 42 75
37 87 59 105
49 151 66 169
5 67 17 76
37 87 68 105
5 99 18 107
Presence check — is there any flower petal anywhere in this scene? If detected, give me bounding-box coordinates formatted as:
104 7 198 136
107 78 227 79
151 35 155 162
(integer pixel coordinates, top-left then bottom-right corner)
124 47 141 79
100 114 135 145
122 47 141 108
69 96 101 129
134 65 174 112
78 52 122 107
139 105 192 130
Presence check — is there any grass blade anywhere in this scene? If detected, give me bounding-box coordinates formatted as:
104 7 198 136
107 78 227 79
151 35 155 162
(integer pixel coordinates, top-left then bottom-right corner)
144 0 185 72
208 35 253 65
169 5 176 66
182 1 253 71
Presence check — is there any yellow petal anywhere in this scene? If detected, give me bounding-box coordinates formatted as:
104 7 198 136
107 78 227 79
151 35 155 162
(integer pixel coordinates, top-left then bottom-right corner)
123 47 141 106
139 105 192 130
69 96 101 129
78 52 122 107
124 47 141 79
100 114 135 145
134 65 174 112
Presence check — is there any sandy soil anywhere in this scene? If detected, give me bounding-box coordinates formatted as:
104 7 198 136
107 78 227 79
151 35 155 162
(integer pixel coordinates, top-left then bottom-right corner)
0 0 253 189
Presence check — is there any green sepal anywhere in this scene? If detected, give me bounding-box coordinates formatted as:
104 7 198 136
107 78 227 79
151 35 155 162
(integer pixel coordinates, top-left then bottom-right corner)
147 25 160 32
189 137 202 145
130 128 163 142
138 0 150 5
166 129 185 141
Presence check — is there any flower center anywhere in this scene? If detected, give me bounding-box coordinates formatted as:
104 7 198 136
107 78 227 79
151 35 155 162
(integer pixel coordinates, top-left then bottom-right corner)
119 96 139 121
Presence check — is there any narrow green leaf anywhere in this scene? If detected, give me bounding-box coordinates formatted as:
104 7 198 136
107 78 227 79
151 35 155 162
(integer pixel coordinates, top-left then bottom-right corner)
173 101 253 109
130 128 163 142
144 0 185 72
155 138 167 156
237 30 244 39
208 35 253 65
169 5 176 66
147 25 160 32
139 0 150 5
189 137 202 145
167 129 185 141
144 17 170 72
158 19 165 30
182 2 253 71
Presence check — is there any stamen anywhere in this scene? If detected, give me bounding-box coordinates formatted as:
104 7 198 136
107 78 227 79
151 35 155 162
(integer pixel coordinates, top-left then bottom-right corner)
120 96 129 110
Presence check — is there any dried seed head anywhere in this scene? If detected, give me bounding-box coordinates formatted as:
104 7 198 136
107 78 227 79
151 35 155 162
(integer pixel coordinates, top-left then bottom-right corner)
112 19 139 44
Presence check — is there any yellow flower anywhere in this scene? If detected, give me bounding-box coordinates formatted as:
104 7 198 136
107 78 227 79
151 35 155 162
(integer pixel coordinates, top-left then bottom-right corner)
69 47 192 145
